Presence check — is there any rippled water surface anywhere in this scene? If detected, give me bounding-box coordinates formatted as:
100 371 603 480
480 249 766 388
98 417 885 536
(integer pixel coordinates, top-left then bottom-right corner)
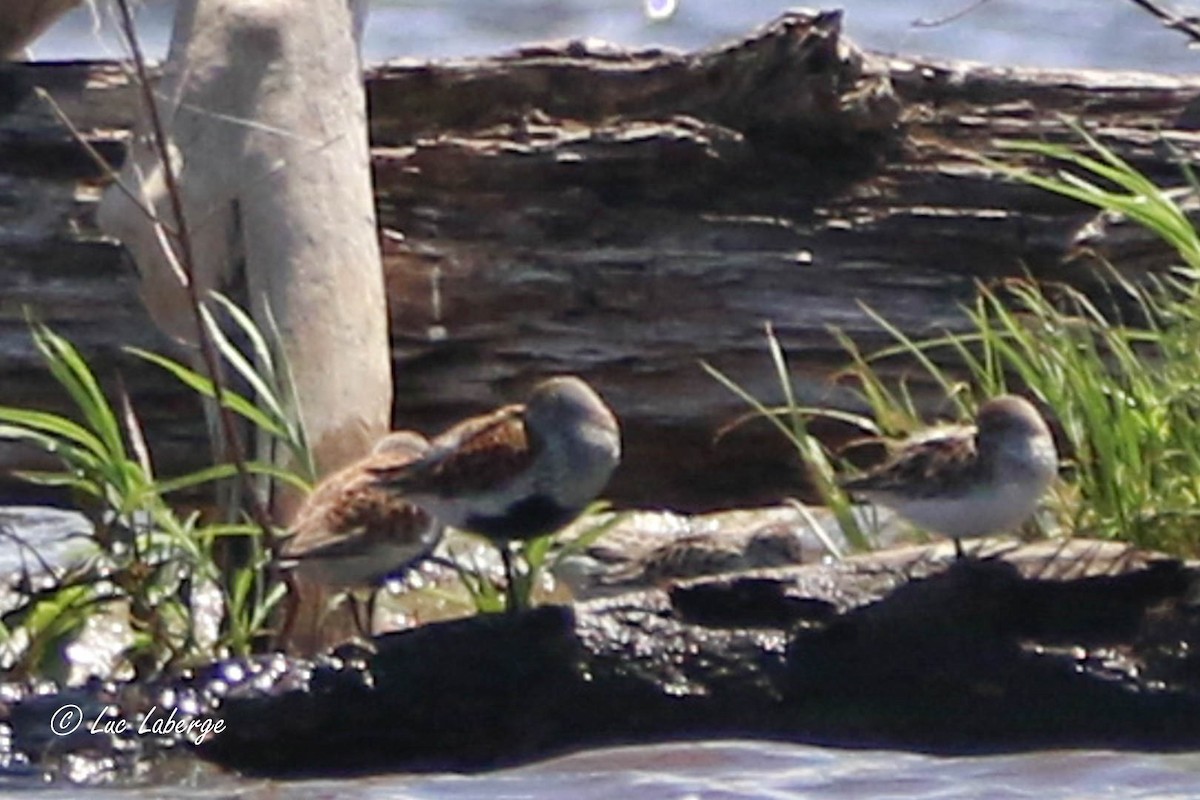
351 743 1200 800
7 742 1200 799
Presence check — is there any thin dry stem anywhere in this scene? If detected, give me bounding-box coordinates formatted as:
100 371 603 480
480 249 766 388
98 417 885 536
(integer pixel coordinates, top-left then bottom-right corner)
911 0 993 29
35 87 161 227
1125 0 1200 46
110 0 279 553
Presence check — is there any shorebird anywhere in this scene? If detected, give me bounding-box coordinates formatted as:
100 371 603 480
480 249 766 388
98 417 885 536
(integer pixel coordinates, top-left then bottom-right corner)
369 376 621 611
279 430 445 634
554 523 805 599
838 395 1059 558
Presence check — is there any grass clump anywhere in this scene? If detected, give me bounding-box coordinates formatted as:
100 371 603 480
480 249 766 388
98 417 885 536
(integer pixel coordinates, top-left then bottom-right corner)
711 125 1200 557
703 325 880 557
0 304 309 682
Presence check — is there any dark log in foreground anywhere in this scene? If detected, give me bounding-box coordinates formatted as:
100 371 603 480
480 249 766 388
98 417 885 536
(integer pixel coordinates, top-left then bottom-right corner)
189 540 1200 774
4 11 1200 508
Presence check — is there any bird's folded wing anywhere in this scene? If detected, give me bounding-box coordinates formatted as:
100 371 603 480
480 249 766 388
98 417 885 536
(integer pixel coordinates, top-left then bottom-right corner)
370 405 538 496
839 432 980 497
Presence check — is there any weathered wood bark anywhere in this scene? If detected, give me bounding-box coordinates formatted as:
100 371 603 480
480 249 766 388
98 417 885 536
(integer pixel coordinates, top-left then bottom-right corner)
7 539 1188 774
3 11 1200 509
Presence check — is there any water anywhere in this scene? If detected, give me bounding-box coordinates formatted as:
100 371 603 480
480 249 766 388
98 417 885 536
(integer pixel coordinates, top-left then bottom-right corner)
6 741 1200 798
28 0 1200 73
12 1 1200 796
371 744 1200 800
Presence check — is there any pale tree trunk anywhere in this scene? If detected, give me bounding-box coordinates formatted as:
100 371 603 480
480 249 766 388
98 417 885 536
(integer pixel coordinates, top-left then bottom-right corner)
97 0 391 510
96 0 388 653
0 0 81 59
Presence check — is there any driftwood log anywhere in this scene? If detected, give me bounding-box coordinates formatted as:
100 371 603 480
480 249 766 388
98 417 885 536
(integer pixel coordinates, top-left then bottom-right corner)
192 541 1200 772
2 11 1200 510
7 538 1192 774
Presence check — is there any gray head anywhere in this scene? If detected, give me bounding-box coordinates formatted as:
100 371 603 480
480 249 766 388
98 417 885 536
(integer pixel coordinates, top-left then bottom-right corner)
976 395 1052 446
525 376 621 504
976 396 1058 485
526 377 620 443
371 429 431 458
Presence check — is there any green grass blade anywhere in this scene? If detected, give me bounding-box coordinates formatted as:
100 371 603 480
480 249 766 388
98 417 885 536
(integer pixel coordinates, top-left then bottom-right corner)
29 323 126 462
0 412 107 461
128 347 289 439
198 302 287 425
155 461 311 495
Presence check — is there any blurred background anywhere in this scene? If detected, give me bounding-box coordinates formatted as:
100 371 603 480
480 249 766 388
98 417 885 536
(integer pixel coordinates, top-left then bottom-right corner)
28 0 1200 71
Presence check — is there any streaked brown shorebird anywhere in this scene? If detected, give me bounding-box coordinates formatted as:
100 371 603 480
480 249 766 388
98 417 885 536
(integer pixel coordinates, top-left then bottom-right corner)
370 376 621 611
280 430 444 635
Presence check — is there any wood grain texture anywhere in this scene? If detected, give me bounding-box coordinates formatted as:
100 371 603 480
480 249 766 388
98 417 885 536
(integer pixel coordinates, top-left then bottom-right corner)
2 11 1198 510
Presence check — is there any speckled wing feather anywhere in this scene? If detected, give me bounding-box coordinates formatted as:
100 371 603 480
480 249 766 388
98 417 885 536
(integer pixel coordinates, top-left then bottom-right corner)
839 429 988 499
282 445 431 559
631 536 747 584
371 405 540 497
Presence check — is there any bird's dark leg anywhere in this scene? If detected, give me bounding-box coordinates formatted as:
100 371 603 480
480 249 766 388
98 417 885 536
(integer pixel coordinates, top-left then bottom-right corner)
501 543 522 614
346 592 374 640
277 580 301 649
954 537 965 560
365 588 381 636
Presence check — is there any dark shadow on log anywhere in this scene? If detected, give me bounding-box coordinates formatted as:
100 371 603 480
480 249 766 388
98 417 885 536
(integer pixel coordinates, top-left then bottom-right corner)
188 541 1200 775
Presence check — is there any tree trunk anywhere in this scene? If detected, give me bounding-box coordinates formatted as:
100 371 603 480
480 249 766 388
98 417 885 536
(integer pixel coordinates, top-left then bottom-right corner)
2 10 1198 510
95 0 392 515
0 0 79 59
88 0 389 651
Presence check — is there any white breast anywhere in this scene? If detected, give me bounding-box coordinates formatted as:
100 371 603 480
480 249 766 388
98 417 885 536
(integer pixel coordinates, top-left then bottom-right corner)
883 477 1046 539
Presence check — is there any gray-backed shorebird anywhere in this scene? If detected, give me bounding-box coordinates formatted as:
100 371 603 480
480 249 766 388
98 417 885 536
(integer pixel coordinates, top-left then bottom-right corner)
839 395 1058 558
